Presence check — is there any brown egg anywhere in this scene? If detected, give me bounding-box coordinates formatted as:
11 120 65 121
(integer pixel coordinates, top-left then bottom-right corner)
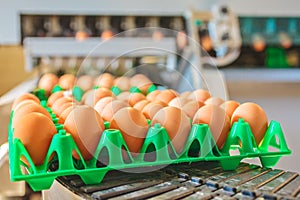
94 88 114 101
116 91 131 102
82 88 114 106
81 90 94 106
47 91 65 107
51 97 73 115
146 90 161 102
155 89 179 104
182 101 204 119
76 75 94 91
127 93 146 106
64 105 105 160
188 89 211 103
205 97 225 106
12 93 40 110
59 74 76 90
113 76 131 91
58 106 73 124
38 73 59 95
13 99 39 113
13 112 57 165
110 107 148 155
101 100 129 122
151 106 191 154
168 97 190 108
130 74 153 94
94 73 115 89
56 102 74 117
152 100 168 107
12 101 52 128
221 100 240 119
142 102 164 120
94 97 115 115
231 102 268 145
180 91 192 99
133 100 150 111
193 104 231 149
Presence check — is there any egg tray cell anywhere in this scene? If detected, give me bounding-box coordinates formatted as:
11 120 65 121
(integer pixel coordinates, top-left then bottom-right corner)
8 99 291 192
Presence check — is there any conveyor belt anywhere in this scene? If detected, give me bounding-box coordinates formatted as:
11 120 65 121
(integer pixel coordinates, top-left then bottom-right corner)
45 162 300 199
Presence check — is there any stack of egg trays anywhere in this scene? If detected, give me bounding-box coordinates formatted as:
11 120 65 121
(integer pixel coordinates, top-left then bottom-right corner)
8 95 291 192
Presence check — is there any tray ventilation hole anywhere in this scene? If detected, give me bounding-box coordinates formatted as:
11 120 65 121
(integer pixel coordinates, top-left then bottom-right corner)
20 156 31 175
122 145 132 164
144 143 157 162
48 152 59 171
268 135 280 152
229 139 242 156
168 141 177 160
97 147 109 168
188 140 200 157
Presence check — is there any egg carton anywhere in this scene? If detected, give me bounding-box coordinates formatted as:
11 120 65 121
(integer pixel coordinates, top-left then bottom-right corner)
8 94 291 192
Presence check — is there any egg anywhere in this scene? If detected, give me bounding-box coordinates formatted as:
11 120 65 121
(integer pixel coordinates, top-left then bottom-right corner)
47 91 65 107
151 106 191 154
93 88 114 104
182 100 204 119
81 90 94 106
76 75 94 91
56 102 74 117
205 97 225 106
130 74 152 94
221 100 240 119
193 104 230 149
116 91 131 102
59 74 76 90
180 91 192 99
152 100 168 107
231 102 268 145
155 89 179 104
100 100 129 122
38 73 59 96
82 88 114 106
12 93 40 110
51 97 73 116
13 112 57 165
94 97 115 115
110 107 148 156
142 102 164 120
146 90 161 102
127 93 146 106
12 101 52 128
188 89 211 103
12 99 39 113
133 100 150 111
94 73 115 89
168 97 190 108
64 105 105 160
58 106 73 124
113 76 131 91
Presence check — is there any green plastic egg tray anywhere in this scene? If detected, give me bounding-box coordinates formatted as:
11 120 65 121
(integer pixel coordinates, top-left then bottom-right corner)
8 91 291 191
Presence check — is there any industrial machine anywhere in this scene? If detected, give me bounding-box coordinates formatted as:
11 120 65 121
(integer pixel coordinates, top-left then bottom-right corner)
44 161 300 199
